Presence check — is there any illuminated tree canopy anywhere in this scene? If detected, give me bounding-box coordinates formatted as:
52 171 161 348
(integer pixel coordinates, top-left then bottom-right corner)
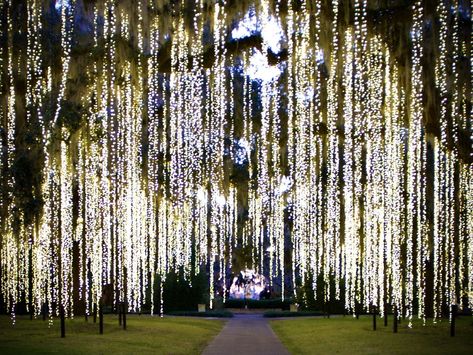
0 0 472 327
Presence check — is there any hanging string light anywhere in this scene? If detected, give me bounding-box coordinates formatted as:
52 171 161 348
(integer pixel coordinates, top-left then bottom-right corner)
384 51 405 317
342 27 356 313
363 34 386 314
2 0 17 321
208 0 229 308
324 0 341 305
406 0 426 326
0 0 471 325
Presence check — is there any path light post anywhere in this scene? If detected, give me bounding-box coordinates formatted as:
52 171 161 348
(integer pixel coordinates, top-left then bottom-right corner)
99 300 104 334
393 305 398 333
122 301 127 330
372 305 377 331
119 302 122 326
60 305 65 338
450 304 457 337
384 304 388 327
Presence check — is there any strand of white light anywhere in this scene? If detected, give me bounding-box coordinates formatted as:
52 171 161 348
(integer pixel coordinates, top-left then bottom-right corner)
355 0 368 312
242 51 258 269
2 0 19 321
101 0 114 289
363 35 386 312
386 56 404 316
50 0 75 137
208 0 228 308
28 0 46 318
448 1 462 310
258 50 271 282
433 0 449 321
287 1 311 297
406 0 425 325
284 0 298 297
60 134 74 316
321 0 340 306
467 166 473 309
456 0 471 310
147 1 161 315
468 0 473 310
342 27 356 313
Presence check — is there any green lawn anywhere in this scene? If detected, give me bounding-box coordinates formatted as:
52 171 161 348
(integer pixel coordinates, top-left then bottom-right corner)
271 315 473 355
0 314 224 354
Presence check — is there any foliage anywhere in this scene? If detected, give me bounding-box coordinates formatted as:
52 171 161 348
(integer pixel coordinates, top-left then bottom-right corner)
57 99 85 137
294 273 346 314
6 115 45 230
231 245 255 272
224 298 292 310
263 310 324 318
11 152 44 222
152 268 209 313
166 310 233 318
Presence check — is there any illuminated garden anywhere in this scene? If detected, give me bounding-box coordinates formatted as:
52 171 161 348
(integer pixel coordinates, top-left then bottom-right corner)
0 0 472 354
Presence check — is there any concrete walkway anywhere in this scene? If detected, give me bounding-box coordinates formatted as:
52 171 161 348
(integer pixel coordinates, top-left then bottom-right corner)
202 314 290 355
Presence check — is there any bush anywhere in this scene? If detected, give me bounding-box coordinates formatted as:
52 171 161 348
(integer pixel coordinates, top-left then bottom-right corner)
224 298 292 310
263 310 324 318
294 273 346 314
166 310 233 318
153 268 209 314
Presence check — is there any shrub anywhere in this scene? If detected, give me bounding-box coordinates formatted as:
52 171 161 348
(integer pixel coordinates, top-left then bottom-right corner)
148 268 210 314
263 310 324 318
166 310 233 318
224 298 292 310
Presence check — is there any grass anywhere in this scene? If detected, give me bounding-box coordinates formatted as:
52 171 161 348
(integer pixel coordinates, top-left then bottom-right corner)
0 314 224 354
271 315 473 355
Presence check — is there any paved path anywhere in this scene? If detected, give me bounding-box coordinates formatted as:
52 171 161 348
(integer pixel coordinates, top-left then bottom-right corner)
202 314 290 355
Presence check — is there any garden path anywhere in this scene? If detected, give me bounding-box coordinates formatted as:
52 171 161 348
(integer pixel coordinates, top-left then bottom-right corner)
202 313 290 355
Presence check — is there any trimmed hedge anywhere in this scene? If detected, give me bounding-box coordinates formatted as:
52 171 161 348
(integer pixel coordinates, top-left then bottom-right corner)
156 269 210 313
224 298 292 310
263 310 325 318
166 310 234 318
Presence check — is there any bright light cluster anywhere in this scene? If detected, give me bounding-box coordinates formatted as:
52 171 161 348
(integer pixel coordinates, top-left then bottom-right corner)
0 0 471 324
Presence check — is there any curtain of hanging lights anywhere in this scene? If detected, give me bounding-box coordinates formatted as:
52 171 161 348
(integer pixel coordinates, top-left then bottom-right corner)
0 0 472 326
